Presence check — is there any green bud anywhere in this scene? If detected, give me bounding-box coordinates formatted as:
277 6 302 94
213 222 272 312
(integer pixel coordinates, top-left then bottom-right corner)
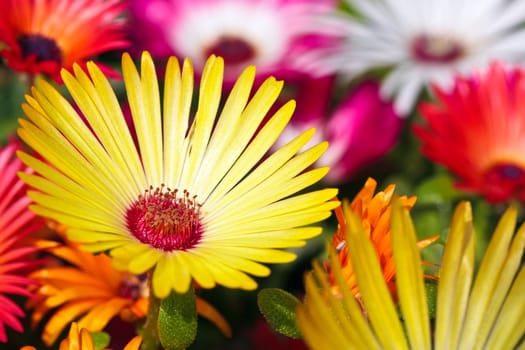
158 286 198 350
257 288 302 339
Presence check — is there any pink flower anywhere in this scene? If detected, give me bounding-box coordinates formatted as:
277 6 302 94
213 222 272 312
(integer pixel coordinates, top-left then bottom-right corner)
0 139 44 342
128 0 336 83
277 79 403 183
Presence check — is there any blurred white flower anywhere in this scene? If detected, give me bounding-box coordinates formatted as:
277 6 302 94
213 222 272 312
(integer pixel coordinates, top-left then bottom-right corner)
294 0 525 115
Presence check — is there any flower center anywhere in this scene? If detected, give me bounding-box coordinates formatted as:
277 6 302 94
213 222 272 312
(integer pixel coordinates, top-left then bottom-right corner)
119 273 149 300
126 186 203 252
411 34 463 63
204 36 256 65
17 34 62 63
486 164 525 180
483 163 525 202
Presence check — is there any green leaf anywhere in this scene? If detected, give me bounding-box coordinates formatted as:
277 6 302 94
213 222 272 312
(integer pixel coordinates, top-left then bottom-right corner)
91 331 111 350
257 288 302 339
416 172 462 205
158 286 198 350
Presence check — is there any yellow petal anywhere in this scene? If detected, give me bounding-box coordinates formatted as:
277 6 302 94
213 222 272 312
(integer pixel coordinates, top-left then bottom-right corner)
153 255 191 297
162 56 189 186
474 220 525 348
434 201 475 350
191 65 256 194
177 252 216 289
297 269 354 350
205 127 316 209
344 201 408 350
127 248 164 274
180 55 223 189
122 52 163 185
329 246 380 348
459 206 517 349
483 266 525 349
391 197 431 350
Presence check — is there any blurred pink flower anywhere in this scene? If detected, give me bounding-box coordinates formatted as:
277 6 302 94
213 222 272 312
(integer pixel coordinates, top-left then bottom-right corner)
277 79 403 184
128 0 336 83
0 139 44 342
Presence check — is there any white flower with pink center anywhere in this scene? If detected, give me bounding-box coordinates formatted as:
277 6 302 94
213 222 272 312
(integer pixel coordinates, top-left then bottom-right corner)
294 0 525 115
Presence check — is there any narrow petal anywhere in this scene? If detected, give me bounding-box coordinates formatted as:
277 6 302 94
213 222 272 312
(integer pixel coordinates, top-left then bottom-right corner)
391 197 431 350
344 202 409 350
434 201 475 350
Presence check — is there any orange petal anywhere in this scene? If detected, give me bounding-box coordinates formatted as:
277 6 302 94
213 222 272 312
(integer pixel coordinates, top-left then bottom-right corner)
123 335 143 350
78 298 131 331
417 235 440 249
196 297 232 338
43 300 98 345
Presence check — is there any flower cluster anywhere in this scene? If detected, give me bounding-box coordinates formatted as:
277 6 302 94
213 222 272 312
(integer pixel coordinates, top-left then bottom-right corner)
0 0 524 349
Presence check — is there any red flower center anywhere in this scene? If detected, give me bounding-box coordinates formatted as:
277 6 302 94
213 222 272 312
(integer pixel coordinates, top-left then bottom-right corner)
205 36 256 65
126 186 203 251
17 34 62 63
411 34 463 64
483 164 525 202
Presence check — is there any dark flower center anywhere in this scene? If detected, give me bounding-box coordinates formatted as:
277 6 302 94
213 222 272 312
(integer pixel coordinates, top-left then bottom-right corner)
205 36 256 65
411 34 463 64
17 34 62 63
126 186 203 252
483 163 525 202
119 273 148 300
486 164 525 180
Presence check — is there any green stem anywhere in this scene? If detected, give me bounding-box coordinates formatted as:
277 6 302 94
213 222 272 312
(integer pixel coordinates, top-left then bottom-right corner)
140 272 161 350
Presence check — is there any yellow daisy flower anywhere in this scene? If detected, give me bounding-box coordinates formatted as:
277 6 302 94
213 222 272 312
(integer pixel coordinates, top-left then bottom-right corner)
297 197 525 349
16 51 338 298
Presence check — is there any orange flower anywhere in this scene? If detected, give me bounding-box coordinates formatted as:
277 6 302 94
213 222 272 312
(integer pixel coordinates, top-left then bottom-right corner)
21 322 142 350
0 0 128 81
327 178 437 297
27 237 231 346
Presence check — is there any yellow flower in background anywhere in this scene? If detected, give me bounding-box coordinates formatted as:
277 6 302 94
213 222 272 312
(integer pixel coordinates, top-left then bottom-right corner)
328 178 437 298
27 238 231 346
20 322 142 350
297 197 525 349
17 51 338 298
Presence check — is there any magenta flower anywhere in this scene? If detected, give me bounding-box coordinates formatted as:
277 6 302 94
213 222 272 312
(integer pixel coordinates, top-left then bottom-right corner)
277 79 403 184
128 0 336 82
0 139 43 342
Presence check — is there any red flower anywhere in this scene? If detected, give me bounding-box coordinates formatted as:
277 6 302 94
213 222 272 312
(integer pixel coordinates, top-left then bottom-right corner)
0 139 44 342
415 62 525 203
0 0 129 81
